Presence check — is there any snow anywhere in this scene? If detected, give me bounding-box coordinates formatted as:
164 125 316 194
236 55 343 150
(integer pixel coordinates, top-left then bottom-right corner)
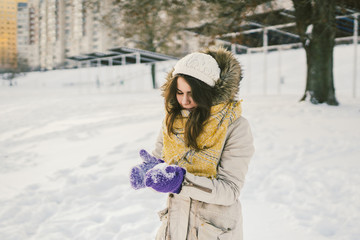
148 163 176 184
0 44 359 240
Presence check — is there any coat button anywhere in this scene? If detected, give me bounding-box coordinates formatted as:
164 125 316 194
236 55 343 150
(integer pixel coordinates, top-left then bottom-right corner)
169 193 174 198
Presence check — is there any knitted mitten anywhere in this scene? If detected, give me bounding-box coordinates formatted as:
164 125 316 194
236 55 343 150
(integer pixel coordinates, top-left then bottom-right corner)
130 149 164 190
145 163 186 194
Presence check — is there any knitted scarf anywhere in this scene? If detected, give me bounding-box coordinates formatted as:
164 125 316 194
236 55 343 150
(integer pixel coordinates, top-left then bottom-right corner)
162 101 242 178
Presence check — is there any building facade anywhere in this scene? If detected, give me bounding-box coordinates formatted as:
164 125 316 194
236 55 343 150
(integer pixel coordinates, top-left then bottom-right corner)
2 0 218 71
0 0 21 69
1 0 125 71
17 1 30 67
34 0 123 70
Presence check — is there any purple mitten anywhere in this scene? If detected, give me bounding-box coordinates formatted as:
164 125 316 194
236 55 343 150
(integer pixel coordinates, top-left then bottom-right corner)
145 163 186 194
129 149 164 190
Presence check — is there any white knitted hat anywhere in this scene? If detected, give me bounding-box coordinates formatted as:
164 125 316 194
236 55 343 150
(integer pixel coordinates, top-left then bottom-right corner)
172 52 220 87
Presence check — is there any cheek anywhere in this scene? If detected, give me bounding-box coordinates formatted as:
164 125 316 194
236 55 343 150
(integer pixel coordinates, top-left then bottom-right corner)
187 95 194 103
176 95 182 104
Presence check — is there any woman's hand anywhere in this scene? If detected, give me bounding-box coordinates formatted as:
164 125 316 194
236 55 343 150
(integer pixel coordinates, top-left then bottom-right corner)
145 164 186 194
129 149 164 189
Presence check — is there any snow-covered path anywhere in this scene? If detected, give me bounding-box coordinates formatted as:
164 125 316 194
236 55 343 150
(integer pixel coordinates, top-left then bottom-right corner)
1 86 359 240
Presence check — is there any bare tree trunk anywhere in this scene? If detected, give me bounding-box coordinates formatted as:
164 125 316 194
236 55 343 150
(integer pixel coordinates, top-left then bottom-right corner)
293 0 339 105
300 47 312 101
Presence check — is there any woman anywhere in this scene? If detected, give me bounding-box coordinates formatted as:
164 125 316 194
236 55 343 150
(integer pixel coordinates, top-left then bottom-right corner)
130 47 255 240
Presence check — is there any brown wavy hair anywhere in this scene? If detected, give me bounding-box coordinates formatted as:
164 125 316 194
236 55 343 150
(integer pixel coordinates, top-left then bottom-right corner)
162 74 214 150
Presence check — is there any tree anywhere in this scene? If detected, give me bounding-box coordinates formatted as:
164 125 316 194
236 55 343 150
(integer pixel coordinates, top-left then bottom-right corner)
86 0 198 56
0 54 30 86
196 0 359 105
185 0 265 42
86 0 358 103
293 0 360 105
201 0 340 105
292 0 339 105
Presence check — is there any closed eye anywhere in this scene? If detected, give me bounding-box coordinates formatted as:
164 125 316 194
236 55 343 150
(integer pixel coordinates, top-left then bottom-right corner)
177 89 192 96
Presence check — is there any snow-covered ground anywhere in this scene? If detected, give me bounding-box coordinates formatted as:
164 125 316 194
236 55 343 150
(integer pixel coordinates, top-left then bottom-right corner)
0 45 359 240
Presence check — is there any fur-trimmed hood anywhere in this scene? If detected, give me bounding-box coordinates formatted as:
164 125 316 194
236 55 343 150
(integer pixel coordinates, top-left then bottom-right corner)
162 47 242 106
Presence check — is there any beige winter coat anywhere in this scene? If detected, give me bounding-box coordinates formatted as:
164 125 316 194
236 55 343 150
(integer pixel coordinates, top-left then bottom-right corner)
152 116 254 240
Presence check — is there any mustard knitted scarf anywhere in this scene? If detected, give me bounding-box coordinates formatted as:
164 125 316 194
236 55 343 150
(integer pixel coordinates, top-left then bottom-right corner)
162 101 242 178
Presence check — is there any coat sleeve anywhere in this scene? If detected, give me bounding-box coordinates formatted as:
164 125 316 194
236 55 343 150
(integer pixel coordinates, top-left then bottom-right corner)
152 124 164 160
179 116 255 206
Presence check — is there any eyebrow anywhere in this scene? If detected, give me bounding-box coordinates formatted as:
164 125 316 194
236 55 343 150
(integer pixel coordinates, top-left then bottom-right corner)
177 89 192 93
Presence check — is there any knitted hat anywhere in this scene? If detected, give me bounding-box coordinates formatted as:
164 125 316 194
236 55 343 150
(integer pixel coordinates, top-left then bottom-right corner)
163 47 242 106
172 52 220 87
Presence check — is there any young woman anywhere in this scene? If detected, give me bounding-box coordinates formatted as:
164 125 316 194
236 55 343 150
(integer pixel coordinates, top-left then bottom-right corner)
130 47 255 240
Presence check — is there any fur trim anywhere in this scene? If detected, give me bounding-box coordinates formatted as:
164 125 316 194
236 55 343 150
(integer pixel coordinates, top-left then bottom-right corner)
162 47 242 106
201 47 242 105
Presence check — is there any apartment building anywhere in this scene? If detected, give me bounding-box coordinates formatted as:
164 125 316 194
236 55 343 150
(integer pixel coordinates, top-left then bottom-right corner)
0 0 19 69
0 0 40 70
34 0 122 70
27 0 40 69
0 0 123 71
4 0 207 71
17 1 30 65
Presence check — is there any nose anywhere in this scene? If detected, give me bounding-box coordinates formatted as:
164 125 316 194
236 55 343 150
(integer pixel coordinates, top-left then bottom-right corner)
182 94 190 105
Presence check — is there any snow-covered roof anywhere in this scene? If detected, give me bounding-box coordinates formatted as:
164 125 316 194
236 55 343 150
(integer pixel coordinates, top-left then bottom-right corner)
67 47 177 66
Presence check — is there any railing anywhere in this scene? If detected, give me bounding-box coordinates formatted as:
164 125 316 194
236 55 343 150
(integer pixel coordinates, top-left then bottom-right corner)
220 13 359 98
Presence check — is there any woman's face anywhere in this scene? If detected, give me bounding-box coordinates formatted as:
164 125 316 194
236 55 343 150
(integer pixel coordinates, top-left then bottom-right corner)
176 76 198 110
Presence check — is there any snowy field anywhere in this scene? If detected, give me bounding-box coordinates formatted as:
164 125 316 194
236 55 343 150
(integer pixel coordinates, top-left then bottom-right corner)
0 45 359 240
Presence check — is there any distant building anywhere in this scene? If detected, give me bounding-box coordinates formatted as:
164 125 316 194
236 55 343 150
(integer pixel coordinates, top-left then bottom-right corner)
0 0 21 69
31 0 124 70
17 1 30 66
1 0 123 71
28 1 39 70
4 0 214 71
